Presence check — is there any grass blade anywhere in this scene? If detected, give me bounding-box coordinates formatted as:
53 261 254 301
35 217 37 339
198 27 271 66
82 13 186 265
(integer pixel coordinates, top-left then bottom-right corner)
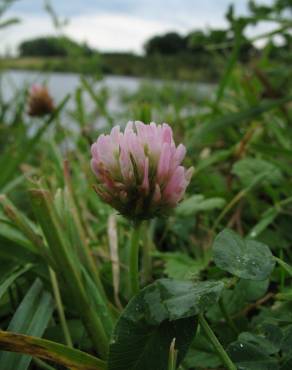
29 188 109 358
196 95 292 140
0 330 106 370
0 278 54 370
0 264 32 301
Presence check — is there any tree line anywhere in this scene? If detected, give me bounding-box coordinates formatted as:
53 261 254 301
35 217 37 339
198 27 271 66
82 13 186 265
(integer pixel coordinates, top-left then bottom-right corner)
18 0 291 63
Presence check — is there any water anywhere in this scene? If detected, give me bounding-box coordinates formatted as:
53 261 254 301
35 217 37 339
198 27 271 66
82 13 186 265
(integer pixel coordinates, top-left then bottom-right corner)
1 70 143 114
1 69 214 110
1 69 215 134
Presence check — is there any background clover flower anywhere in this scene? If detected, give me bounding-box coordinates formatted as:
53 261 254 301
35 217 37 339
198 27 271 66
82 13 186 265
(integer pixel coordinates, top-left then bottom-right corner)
28 84 54 117
91 121 193 220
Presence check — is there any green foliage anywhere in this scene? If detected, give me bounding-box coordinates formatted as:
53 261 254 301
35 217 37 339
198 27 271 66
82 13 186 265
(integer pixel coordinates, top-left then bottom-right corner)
145 32 187 55
108 279 223 370
176 194 226 216
144 27 255 64
213 229 275 280
232 157 283 187
153 251 208 279
19 36 94 58
227 340 278 370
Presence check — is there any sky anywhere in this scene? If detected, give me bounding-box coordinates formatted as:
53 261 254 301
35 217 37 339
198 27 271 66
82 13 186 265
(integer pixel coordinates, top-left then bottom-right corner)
0 0 275 55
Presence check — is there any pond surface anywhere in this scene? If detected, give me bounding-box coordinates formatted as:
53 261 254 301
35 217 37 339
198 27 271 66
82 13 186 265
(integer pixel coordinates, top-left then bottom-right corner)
1 70 213 106
1 70 143 113
1 69 215 134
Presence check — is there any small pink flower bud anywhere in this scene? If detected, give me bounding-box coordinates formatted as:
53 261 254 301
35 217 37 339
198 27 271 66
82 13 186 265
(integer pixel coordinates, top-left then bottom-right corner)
27 84 54 117
91 121 193 220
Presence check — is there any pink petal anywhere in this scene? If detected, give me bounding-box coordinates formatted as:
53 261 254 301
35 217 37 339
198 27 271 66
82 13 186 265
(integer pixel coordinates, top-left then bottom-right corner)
90 159 100 177
91 142 99 159
162 123 173 144
110 126 121 143
174 144 186 165
163 166 186 204
157 143 171 181
119 147 134 182
127 132 145 170
125 121 134 134
97 135 118 169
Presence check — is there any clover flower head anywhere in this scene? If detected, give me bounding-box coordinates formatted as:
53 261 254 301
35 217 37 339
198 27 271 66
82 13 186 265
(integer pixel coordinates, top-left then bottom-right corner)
91 121 193 220
28 84 54 117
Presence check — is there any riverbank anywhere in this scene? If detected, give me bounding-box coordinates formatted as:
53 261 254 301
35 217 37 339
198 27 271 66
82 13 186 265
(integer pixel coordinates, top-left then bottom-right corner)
0 53 222 82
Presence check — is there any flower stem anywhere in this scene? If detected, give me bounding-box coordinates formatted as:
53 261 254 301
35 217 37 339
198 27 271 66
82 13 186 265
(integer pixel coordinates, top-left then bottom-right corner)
129 222 142 297
198 313 236 370
142 220 154 285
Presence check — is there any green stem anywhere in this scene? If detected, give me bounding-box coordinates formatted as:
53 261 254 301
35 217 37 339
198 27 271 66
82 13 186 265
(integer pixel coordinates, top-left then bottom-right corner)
219 298 239 335
49 267 73 347
129 222 142 297
212 189 246 232
212 172 268 233
198 314 236 370
142 221 154 285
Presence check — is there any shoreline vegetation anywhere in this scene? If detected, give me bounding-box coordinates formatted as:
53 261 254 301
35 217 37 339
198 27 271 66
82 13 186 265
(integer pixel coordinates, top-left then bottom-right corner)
0 53 224 82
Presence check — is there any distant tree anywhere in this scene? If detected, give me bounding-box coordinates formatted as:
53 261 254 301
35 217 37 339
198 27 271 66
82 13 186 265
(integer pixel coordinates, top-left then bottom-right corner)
144 32 187 55
186 30 207 53
18 36 95 57
20 37 66 57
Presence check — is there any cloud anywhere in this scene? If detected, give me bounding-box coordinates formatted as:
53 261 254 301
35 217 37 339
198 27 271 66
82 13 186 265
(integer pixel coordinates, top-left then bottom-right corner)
65 14 174 53
65 12 227 53
0 15 54 55
0 11 227 55
0 0 275 55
